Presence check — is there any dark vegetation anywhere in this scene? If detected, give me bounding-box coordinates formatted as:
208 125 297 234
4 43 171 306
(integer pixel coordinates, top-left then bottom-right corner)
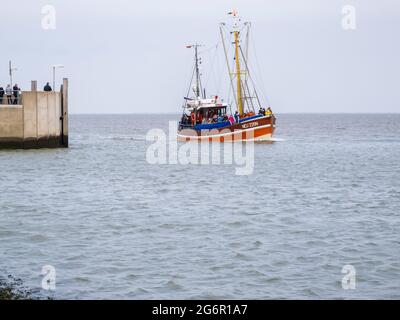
0 275 34 300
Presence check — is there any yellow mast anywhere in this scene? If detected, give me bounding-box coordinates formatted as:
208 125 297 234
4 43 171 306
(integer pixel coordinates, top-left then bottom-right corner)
234 29 244 116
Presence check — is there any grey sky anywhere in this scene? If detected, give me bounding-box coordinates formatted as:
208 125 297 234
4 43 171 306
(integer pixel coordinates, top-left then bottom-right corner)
1 0 399 114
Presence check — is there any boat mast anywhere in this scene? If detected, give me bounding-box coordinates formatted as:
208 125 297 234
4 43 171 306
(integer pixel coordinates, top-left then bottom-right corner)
194 44 201 99
234 31 244 116
186 44 202 99
231 11 244 116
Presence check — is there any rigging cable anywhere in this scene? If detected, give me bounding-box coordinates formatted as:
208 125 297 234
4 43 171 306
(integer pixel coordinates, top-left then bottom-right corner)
250 34 271 107
204 42 220 95
239 46 262 110
182 60 197 111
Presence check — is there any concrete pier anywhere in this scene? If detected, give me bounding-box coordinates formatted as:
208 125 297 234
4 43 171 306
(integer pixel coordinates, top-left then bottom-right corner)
0 78 69 149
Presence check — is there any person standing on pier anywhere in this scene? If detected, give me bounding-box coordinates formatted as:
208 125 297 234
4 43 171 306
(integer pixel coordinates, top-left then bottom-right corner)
13 84 20 104
5 85 12 104
0 87 4 104
44 82 52 92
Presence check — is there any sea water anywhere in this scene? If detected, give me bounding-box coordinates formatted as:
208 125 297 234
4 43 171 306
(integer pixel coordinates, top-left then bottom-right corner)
0 114 399 299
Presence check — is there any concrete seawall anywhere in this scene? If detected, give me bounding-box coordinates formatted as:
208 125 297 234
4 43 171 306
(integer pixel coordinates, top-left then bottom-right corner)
0 78 68 149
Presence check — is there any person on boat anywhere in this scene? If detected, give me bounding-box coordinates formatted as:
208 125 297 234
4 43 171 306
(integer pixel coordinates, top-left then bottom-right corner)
228 114 235 125
190 112 196 125
259 107 265 115
197 113 203 124
212 113 218 123
234 111 239 123
217 114 224 123
207 111 212 122
266 107 273 116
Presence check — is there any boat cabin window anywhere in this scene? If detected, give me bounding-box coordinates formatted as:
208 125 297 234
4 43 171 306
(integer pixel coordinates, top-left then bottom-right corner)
199 107 228 124
181 107 229 126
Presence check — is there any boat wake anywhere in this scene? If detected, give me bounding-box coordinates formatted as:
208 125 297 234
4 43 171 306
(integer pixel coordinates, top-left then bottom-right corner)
251 137 285 143
270 137 285 142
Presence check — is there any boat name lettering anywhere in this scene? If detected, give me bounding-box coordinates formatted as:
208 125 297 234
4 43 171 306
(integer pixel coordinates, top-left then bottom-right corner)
241 122 259 129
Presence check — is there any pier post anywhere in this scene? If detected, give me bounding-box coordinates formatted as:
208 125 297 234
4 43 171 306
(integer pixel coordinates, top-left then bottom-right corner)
31 81 37 92
61 78 69 147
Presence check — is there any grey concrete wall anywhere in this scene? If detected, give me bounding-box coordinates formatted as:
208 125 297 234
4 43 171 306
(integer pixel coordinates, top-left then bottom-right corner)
23 92 38 140
0 105 24 142
36 92 49 139
0 79 68 149
0 95 22 106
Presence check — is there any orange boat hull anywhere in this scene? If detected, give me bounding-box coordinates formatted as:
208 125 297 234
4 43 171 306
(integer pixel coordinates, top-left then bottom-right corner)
177 116 276 142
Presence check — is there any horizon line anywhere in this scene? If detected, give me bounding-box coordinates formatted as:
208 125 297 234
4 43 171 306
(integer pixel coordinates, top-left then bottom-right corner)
69 112 400 115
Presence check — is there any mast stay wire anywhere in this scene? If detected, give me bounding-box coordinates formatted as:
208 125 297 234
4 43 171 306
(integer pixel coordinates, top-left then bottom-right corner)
249 33 271 107
182 60 196 110
220 23 239 111
212 42 228 98
203 42 220 97
221 22 249 113
223 22 254 113
217 37 235 101
239 46 262 111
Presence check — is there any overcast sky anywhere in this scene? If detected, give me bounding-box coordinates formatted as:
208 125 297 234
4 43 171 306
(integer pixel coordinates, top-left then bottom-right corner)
1 0 399 114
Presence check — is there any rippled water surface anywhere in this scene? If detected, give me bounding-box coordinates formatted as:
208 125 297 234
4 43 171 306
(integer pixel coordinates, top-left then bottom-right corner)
1 114 400 299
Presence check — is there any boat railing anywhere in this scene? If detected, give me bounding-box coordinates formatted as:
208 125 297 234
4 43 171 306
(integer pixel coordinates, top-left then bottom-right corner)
178 122 194 129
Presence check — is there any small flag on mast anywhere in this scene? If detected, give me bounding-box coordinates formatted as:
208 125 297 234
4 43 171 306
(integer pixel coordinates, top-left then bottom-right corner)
228 10 238 17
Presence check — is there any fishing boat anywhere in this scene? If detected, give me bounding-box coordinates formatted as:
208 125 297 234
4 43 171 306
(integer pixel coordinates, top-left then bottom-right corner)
177 11 276 142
